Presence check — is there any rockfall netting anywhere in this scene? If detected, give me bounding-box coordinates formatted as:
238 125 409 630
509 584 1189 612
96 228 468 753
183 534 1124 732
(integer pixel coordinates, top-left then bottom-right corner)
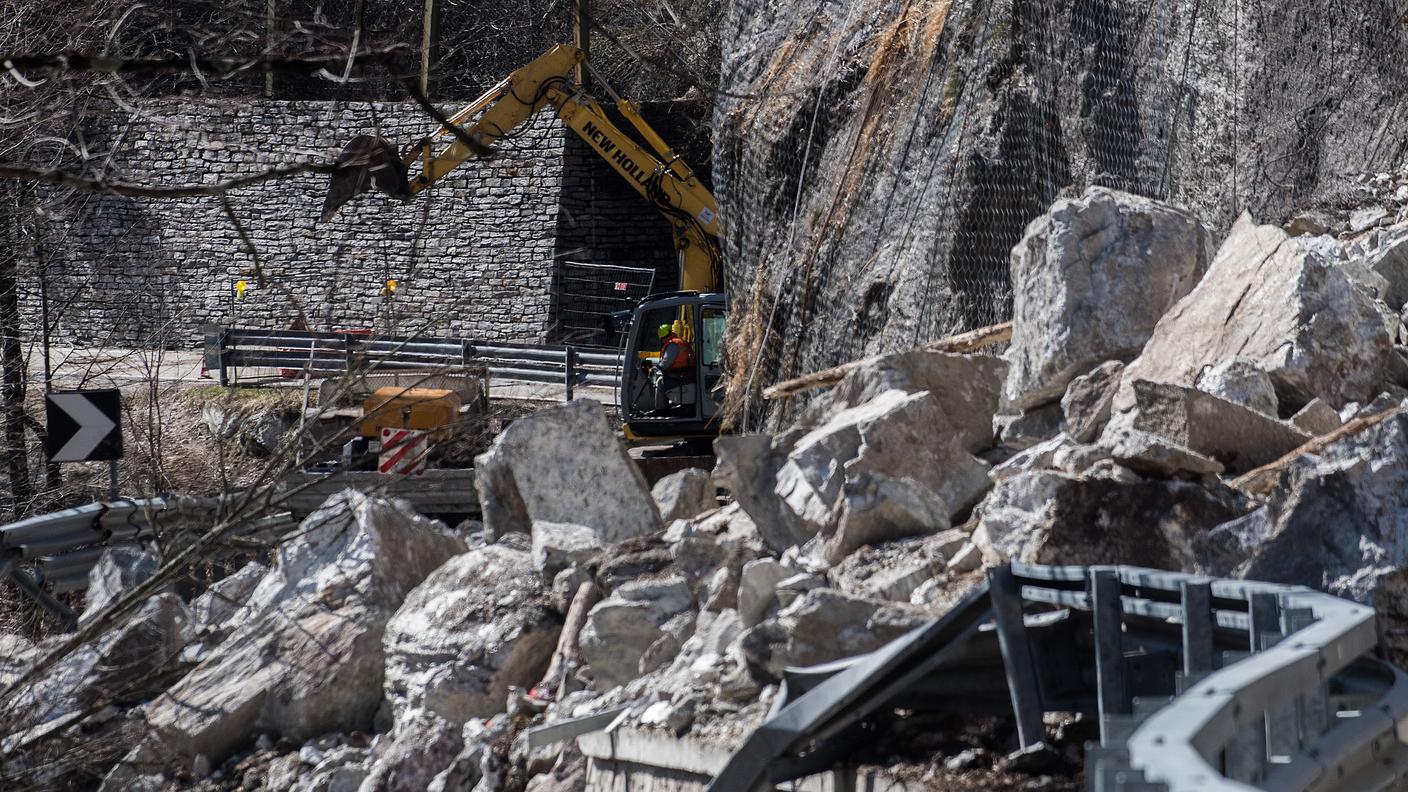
714 0 1408 430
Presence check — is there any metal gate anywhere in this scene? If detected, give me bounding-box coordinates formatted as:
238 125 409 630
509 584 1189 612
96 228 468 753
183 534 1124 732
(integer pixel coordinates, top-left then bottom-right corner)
552 261 657 346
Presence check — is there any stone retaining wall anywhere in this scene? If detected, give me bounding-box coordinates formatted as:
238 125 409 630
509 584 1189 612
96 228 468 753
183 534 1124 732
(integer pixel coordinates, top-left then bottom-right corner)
24 96 708 348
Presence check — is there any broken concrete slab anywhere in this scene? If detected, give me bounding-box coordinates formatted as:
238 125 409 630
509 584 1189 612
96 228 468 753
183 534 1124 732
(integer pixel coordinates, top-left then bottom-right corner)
383 543 561 725
475 399 662 543
1005 187 1212 410
1105 380 1310 473
1122 214 1391 413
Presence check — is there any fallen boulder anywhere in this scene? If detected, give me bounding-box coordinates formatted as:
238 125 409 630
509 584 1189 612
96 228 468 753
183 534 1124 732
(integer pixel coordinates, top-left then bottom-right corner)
774 389 988 558
358 709 464 792
475 399 662 542
651 468 715 522
189 560 267 638
1368 230 1408 309
1122 214 1391 413
530 521 599 582
579 576 694 690
1193 358 1279 416
1104 380 1310 473
1102 427 1224 478
804 349 1006 453
994 402 1065 451
19 592 188 730
738 589 928 680
712 434 806 552
828 530 966 603
1005 187 1212 410
144 492 467 764
1062 361 1124 443
82 546 159 623
973 468 1249 568
1196 411 1408 607
383 542 560 726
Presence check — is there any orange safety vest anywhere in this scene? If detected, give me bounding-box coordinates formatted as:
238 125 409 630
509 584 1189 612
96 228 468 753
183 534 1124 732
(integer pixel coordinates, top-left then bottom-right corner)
663 335 695 371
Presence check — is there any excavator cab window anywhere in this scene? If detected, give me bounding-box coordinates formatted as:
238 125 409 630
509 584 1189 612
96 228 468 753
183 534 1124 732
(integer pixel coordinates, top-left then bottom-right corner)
621 293 726 440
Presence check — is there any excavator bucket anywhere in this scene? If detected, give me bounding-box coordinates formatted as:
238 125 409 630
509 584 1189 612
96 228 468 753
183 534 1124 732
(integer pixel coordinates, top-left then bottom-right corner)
320 135 412 220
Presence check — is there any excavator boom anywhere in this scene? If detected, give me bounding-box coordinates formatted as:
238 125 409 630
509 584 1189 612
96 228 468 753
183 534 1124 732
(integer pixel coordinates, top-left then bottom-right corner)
322 44 727 442
320 44 721 293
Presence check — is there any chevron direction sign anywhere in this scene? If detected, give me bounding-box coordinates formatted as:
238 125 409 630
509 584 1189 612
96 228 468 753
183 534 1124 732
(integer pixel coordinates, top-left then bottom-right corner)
45 389 123 463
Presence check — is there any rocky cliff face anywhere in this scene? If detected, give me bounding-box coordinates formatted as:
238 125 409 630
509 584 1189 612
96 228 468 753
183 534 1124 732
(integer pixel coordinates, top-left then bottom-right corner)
713 0 1408 427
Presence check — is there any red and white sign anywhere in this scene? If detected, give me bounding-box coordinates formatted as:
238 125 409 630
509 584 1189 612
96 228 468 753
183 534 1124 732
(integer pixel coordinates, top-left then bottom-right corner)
614 281 628 292
379 428 429 476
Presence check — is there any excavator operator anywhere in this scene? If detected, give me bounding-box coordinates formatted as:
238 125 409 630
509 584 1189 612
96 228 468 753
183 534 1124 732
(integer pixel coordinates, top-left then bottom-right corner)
643 324 695 413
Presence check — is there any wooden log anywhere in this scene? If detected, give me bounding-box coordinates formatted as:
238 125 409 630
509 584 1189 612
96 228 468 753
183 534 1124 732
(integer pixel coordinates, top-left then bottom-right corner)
1230 405 1406 497
762 322 1013 401
537 580 603 701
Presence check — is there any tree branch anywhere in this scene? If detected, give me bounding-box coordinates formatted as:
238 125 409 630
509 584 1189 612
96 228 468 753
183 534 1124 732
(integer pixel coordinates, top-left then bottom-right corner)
2 48 410 78
0 161 336 198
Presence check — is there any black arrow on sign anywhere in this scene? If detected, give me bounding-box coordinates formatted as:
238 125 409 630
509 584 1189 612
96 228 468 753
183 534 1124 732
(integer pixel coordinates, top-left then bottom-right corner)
45 389 123 463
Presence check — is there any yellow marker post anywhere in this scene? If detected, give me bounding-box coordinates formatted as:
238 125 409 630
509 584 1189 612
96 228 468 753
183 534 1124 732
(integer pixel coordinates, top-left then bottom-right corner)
234 280 248 300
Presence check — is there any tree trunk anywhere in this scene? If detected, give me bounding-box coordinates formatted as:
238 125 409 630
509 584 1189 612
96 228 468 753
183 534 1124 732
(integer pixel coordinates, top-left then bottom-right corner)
0 191 33 517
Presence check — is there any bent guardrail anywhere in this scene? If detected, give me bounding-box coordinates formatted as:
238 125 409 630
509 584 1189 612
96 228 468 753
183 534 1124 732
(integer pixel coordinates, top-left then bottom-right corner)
202 327 623 395
704 563 1408 792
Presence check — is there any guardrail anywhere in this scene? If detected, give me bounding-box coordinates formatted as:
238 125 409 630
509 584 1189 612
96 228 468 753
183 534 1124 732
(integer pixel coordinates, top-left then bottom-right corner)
203 327 624 396
703 563 1408 792
0 468 481 625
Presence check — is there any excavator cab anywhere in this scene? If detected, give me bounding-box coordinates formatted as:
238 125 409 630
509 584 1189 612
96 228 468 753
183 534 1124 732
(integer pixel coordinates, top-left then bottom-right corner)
620 292 727 442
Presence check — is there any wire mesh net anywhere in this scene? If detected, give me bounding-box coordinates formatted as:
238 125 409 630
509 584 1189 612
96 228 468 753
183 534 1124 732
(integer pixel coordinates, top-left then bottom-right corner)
712 0 1408 430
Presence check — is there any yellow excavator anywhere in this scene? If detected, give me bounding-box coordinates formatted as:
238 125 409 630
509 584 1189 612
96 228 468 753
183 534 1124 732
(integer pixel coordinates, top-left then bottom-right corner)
322 44 726 444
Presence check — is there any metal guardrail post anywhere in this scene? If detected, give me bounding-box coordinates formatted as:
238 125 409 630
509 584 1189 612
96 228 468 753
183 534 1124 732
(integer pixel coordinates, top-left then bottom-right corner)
988 565 1046 749
1091 569 1130 744
1180 581 1215 682
1283 608 1327 748
8 565 78 631
565 346 577 401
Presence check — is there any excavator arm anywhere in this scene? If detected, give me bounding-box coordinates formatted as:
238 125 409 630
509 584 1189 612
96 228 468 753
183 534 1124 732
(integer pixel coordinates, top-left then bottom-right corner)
323 44 722 294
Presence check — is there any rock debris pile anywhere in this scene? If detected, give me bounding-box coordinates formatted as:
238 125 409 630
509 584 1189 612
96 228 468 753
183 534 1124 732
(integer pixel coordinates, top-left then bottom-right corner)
6 184 1408 791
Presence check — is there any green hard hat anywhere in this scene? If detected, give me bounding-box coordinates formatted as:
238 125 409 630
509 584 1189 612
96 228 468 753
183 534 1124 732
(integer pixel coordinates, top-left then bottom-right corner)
658 324 672 339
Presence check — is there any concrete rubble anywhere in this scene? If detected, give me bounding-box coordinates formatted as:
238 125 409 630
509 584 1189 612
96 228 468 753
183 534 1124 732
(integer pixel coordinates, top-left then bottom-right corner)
12 189 1408 792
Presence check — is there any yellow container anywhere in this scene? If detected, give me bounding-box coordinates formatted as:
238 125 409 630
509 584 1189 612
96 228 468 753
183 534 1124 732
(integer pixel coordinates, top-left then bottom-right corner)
360 387 462 442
